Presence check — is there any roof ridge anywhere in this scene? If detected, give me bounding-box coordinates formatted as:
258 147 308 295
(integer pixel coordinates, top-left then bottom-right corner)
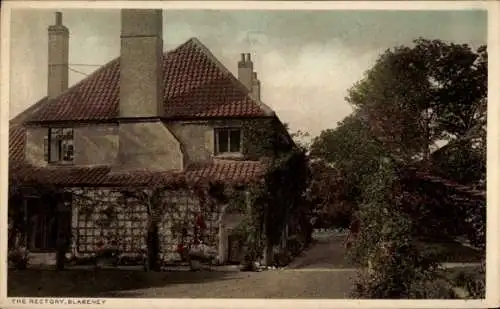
21 37 275 124
186 37 275 117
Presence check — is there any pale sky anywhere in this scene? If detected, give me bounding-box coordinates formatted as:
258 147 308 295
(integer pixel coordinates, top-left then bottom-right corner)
9 9 486 137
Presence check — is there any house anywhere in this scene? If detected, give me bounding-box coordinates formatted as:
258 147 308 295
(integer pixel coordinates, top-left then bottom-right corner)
8 10 302 266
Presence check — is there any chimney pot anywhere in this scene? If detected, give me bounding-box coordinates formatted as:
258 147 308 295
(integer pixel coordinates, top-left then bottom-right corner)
55 12 63 25
246 53 251 62
240 53 245 62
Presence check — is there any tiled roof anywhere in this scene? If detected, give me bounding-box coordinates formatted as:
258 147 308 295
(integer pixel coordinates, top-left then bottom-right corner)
9 160 264 187
9 125 26 164
26 38 273 123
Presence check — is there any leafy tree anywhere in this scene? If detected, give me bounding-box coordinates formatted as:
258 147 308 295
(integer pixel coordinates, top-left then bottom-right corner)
306 160 353 229
308 113 388 228
325 38 487 298
346 38 487 164
311 113 386 197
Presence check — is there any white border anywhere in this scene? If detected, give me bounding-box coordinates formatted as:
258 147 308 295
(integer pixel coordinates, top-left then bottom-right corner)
1 1 498 308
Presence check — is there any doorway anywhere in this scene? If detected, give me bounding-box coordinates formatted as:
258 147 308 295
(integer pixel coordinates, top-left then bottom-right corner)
25 193 72 252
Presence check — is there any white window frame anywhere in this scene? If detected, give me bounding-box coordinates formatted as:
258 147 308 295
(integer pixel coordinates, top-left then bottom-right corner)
214 127 242 155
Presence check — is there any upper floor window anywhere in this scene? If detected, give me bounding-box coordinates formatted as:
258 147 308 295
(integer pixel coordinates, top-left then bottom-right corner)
44 128 74 164
214 128 242 155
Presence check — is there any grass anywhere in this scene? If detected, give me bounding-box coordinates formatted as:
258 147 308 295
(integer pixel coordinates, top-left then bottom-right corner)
418 240 484 263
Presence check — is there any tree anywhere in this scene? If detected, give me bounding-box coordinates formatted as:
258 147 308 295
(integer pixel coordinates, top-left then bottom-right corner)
346 39 487 164
306 160 353 229
309 113 387 220
334 38 487 298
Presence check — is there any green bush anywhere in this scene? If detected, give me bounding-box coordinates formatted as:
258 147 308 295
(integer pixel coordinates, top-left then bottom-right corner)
348 159 457 299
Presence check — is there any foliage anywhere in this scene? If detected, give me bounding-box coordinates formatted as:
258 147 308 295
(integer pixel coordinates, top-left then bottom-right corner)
335 39 487 298
242 118 294 159
348 160 457 298
229 119 310 267
430 139 486 186
346 38 487 163
305 160 354 229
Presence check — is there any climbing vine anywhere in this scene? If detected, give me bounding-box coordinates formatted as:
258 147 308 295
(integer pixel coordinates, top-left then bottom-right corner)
228 117 310 266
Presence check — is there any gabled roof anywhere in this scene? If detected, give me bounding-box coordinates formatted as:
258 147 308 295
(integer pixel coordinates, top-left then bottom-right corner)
8 38 277 188
25 38 274 123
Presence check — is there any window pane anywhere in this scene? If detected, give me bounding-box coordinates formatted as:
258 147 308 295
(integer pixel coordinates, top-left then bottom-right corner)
217 130 229 153
49 127 74 163
62 128 73 139
49 138 59 162
51 128 62 137
63 142 74 161
229 130 241 152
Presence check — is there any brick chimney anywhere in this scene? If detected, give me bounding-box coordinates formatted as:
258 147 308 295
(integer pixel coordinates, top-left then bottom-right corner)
251 71 261 101
47 12 69 100
238 53 253 91
114 9 184 172
120 9 164 118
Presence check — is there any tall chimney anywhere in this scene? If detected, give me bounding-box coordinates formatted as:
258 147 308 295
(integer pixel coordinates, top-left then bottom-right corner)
47 12 69 100
238 52 253 91
251 72 261 101
120 9 163 118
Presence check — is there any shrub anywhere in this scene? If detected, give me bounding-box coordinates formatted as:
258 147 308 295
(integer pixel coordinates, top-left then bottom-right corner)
348 159 456 298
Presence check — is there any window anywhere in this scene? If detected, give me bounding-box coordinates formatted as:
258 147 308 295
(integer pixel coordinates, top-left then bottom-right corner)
214 128 242 154
44 128 74 164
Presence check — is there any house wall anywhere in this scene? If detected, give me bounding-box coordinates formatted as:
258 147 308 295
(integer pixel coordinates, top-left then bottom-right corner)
167 118 276 164
113 121 183 171
74 125 119 165
167 119 250 164
23 117 279 167
25 124 119 167
25 127 48 167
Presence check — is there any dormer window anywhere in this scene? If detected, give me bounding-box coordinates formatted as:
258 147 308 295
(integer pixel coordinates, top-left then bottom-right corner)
214 128 242 155
44 128 74 164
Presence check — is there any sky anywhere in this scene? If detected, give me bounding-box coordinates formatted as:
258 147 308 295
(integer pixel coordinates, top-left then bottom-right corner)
9 9 487 138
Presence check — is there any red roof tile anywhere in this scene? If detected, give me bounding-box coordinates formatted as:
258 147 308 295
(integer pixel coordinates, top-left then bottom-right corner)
9 125 26 164
9 160 264 187
26 38 272 123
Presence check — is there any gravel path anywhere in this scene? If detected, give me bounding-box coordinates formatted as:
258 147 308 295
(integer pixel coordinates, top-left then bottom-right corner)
105 269 355 298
